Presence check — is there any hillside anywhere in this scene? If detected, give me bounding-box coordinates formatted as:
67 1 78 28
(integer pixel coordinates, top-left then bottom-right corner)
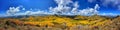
0 15 120 30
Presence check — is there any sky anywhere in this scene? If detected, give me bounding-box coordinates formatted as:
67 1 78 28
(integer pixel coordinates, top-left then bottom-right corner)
0 0 120 17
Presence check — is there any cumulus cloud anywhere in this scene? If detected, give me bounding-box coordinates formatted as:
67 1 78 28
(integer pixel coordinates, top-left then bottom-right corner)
6 5 26 16
49 0 79 15
49 0 73 15
7 6 21 15
94 4 100 10
6 7 52 16
79 4 99 15
71 2 79 15
49 6 71 14
6 0 100 16
49 0 100 15
79 8 98 15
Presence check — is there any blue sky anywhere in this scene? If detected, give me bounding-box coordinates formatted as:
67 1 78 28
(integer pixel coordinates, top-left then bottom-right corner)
0 0 120 16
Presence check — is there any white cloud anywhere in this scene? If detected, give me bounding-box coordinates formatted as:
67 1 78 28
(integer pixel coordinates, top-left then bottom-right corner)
5 0 100 16
99 13 118 16
54 0 73 5
6 5 51 16
22 8 25 10
49 0 80 15
79 8 98 15
14 10 52 16
94 4 100 10
49 0 100 15
6 6 26 16
71 2 79 15
25 11 32 15
26 11 45 15
49 0 73 15
78 4 99 15
7 6 21 15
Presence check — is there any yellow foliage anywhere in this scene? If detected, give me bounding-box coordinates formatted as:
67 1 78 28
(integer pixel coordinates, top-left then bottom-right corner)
24 21 41 26
39 21 54 27
28 16 34 21
66 22 76 27
22 15 113 29
78 20 90 25
53 18 66 24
